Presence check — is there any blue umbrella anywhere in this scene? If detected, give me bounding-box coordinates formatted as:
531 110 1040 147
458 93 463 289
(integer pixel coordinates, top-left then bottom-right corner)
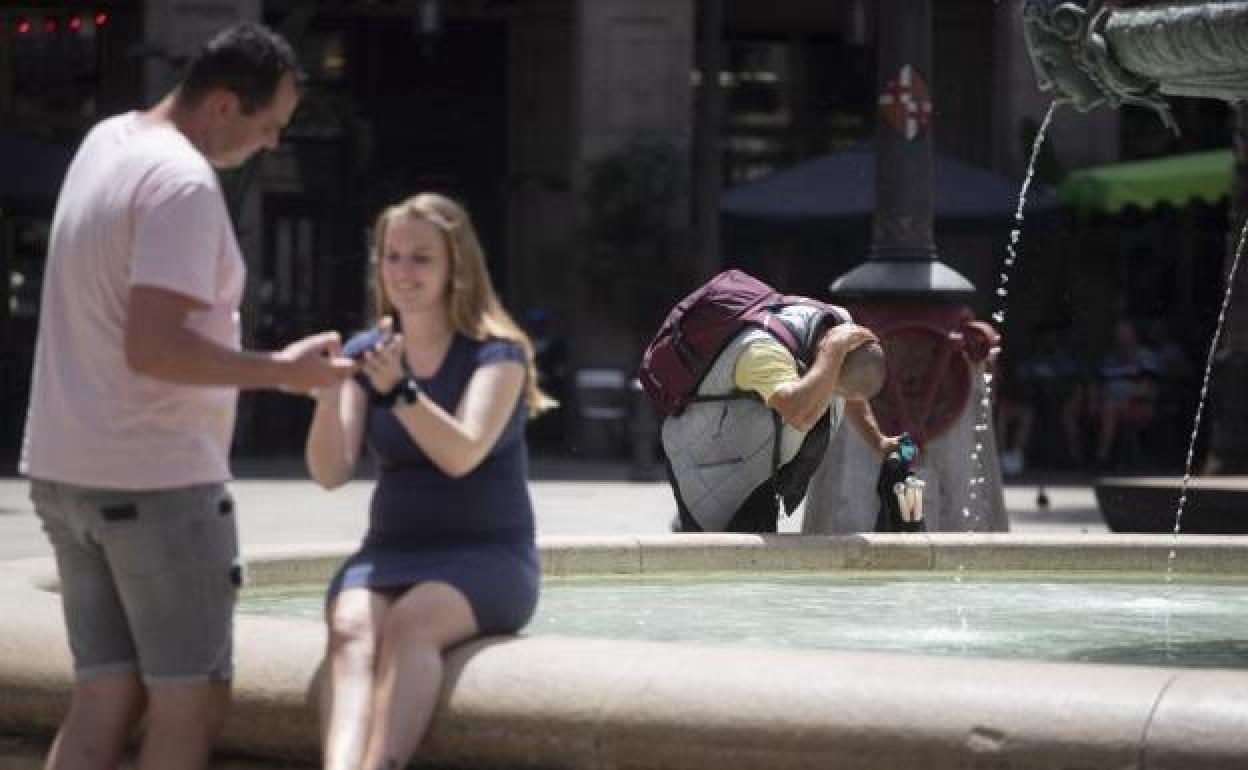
721 145 1061 222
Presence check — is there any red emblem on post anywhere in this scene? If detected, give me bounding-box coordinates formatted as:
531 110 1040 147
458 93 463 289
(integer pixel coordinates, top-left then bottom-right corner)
878 64 932 141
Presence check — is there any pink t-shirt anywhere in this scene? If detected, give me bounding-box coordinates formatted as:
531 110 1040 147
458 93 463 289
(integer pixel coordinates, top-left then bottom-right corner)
20 112 245 489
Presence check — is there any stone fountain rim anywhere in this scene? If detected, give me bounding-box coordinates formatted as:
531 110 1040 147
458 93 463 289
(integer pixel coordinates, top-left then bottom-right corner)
5 533 1248 770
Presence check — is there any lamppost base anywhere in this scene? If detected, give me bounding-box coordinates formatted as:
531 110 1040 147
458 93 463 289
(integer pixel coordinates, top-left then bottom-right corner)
830 258 976 302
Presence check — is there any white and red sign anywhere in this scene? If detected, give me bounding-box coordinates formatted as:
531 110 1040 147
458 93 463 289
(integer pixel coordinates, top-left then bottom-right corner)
878 64 932 141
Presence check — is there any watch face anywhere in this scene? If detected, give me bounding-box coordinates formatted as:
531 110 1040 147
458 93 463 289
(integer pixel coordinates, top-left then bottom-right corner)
400 377 421 404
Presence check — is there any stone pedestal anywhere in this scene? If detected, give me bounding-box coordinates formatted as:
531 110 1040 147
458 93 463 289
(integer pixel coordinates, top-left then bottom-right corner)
804 359 1008 534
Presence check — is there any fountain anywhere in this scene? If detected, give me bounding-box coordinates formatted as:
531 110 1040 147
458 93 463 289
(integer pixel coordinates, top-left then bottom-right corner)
1023 0 1248 535
6 536 1248 769
1022 0 1248 115
6 4 1248 769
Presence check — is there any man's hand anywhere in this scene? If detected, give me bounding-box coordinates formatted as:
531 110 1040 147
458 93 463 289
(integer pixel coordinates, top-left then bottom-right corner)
805 323 879 398
817 323 878 361
876 434 903 459
276 332 356 395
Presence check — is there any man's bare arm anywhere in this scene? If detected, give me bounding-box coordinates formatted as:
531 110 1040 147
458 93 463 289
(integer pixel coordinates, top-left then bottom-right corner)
768 323 881 430
845 398 899 458
125 285 355 392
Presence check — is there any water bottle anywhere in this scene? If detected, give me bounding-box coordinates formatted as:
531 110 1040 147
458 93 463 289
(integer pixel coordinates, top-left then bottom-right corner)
875 432 925 532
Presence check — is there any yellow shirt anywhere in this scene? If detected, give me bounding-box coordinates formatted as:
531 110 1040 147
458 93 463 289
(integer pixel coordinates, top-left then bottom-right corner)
733 338 799 402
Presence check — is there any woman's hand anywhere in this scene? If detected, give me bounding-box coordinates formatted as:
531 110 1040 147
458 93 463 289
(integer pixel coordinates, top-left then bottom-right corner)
359 332 405 395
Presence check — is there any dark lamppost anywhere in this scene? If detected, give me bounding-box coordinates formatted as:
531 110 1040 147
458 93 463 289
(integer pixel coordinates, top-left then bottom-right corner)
807 0 1006 534
831 0 995 450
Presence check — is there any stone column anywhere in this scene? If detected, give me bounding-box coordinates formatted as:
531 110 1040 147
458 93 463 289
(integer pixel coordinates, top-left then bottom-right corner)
564 0 694 455
505 0 577 317
692 0 724 280
804 0 1008 534
571 0 693 170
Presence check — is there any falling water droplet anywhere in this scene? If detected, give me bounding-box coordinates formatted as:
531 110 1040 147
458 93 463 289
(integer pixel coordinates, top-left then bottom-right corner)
1167 204 1248 577
958 102 1056 540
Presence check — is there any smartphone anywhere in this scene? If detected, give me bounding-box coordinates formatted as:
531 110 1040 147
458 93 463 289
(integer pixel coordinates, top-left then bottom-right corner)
341 327 386 360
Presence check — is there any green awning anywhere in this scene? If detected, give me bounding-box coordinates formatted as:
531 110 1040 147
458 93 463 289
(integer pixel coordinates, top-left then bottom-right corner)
1057 148 1232 214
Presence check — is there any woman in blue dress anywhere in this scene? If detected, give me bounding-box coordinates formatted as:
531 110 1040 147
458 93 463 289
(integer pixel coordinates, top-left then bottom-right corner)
305 193 552 770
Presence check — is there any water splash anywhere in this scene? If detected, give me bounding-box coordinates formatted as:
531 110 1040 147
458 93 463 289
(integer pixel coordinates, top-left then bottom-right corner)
965 101 1058 529
1167 215 1248 576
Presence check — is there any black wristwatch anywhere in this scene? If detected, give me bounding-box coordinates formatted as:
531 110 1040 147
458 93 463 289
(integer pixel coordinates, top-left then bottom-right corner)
376 376 422 408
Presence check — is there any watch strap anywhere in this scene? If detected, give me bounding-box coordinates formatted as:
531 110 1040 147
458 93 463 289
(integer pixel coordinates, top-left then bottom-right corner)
376 375 421 408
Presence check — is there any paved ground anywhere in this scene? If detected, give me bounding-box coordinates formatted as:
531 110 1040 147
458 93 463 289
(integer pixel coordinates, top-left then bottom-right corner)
0 454 1106 562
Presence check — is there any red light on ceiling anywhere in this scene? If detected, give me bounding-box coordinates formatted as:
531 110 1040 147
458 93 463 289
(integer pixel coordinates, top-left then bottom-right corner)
69 16 83 32
43 16 58 34
16 17 32 35
94 11 110 28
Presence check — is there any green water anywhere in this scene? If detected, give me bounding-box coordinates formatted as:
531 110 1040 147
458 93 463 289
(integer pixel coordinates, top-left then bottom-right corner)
241 571 1248 668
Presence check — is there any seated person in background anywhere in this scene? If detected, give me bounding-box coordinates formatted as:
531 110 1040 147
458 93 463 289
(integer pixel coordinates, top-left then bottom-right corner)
662 301 896 533
1144 317 1197 444
1019 323 1088 468
1092 318 1159 468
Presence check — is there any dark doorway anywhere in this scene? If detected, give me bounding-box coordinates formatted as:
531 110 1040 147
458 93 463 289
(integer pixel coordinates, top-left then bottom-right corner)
237 11 509 455
339 15 508 276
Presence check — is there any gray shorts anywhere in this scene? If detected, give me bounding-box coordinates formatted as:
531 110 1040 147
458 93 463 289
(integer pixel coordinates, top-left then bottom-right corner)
30 479 241 684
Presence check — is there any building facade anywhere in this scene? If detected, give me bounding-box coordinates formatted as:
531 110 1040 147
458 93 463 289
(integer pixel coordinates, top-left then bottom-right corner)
6 0 1213 457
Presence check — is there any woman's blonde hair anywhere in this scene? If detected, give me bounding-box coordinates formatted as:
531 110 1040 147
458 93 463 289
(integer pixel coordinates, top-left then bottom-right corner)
370 193 555 416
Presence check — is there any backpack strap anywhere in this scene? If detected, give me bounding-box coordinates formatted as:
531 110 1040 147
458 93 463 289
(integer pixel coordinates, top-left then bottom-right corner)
769 299 854 367
771 410 786 516
756 306 803 357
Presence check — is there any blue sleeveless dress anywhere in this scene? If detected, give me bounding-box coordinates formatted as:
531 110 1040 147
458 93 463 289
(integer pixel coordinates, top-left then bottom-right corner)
326 333 540 634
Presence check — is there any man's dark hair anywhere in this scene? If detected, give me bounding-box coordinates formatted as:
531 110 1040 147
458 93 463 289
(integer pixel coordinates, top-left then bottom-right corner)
178 21 305 114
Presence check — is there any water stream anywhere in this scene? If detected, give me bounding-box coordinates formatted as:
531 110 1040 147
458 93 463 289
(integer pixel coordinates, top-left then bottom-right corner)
1169 215 1248 573
964 101 1058 528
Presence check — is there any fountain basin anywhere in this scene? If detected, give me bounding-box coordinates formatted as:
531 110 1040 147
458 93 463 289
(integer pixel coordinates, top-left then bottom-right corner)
3 534 1248 769
1096 476 1248 534
248 572 1248 669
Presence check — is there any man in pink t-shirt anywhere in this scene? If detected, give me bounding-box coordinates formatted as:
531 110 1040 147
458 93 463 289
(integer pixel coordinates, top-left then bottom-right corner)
19 22 355 770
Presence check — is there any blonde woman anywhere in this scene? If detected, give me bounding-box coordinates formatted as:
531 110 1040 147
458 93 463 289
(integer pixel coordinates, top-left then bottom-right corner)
306 193 551 770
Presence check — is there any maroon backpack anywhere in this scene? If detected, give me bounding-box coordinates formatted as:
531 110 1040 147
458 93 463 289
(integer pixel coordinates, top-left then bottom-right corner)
638 269 843 416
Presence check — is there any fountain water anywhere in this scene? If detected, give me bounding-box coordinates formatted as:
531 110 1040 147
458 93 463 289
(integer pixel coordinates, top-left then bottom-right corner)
966 102 1059 528
1171 218 1248 560
1023 0 1248 538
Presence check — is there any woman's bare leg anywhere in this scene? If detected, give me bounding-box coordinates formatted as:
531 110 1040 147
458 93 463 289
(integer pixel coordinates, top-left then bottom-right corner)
359 582 478 770
322 588 394 770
